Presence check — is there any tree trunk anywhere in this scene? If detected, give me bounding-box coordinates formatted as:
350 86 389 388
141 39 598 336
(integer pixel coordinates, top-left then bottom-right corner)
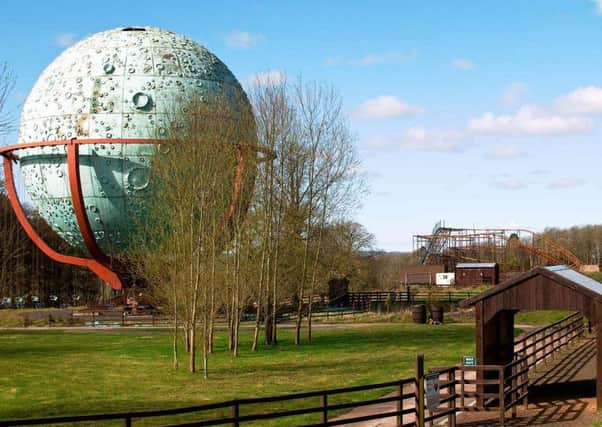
189 324 196 373
172 300 179 369
294 288 304 345
184 321 191 353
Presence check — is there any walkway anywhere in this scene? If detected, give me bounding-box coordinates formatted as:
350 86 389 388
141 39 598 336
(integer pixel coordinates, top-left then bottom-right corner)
457 334 597 426
331 334 597 426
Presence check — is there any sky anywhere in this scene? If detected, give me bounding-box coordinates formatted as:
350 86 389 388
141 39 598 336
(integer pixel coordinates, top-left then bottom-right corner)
2 0 602 251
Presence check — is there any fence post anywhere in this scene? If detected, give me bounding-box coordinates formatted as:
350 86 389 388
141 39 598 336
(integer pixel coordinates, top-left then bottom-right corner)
321 392 328 423
124 416 132 427
511 361 517 419
396 380 403 427
498 366 505 427
523 356 529 408
460 365 465 409
232 400 239 427
415 354 425 427
449 369 456 427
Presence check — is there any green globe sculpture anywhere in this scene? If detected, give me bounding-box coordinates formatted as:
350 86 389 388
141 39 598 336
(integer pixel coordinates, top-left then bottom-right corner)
1 27 257 289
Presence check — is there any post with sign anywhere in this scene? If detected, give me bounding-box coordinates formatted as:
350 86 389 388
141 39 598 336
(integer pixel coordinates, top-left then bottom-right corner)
425 372 440 411
461 355 476 410
415 354 425 426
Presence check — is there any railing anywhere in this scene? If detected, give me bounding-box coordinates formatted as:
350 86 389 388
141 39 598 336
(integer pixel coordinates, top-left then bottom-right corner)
423 366 457 427
428 355 529 427
348 290 480 309
0 377 419 427
514 312 585 371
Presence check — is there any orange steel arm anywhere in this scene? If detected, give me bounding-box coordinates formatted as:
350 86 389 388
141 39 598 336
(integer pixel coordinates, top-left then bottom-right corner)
2 156 122 290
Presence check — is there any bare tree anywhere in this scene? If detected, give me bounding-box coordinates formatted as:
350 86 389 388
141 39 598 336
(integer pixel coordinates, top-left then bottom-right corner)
248 79 295 347
249 78 365 347
132 94 256 375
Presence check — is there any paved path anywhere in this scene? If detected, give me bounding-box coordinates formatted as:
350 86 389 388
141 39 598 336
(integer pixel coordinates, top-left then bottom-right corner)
331 335 597 426
457 335 597 426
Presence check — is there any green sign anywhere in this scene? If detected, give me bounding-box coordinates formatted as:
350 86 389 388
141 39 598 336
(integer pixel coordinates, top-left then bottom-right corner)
463 355 476 366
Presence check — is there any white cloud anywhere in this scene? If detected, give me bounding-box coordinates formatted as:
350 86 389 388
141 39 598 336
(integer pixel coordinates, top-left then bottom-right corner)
492 177 528 190
468 105 592 135
554 86 602 114
352 96 424 120
325 50 416 67
224 31 264 48
362 85 601 156
451 58 474 71
546 178 585 189
54 33 78 47
486 145 524 159
502 82 527 106
592 0 602 13
400 127 465 152
363 127 465 152
246 70 286 86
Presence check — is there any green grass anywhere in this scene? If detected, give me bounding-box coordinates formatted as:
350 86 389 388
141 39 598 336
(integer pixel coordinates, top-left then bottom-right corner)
514 310 572 325
0 324 475 425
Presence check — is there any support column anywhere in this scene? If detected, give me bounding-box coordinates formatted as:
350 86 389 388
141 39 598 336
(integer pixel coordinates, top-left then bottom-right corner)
476 304 515 404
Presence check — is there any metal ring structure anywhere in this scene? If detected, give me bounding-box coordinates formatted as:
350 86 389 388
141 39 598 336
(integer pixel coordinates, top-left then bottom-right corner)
0 138 272 291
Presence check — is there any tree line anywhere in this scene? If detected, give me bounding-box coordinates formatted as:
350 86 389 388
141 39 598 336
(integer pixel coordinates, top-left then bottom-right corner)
542 225 602 266
0 180 102 307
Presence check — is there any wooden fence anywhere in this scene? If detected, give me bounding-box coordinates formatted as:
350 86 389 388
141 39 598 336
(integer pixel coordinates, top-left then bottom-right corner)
348 290 480 309
0 375 420 427
428 355 529 427
2 313 586 427
513 311 585 371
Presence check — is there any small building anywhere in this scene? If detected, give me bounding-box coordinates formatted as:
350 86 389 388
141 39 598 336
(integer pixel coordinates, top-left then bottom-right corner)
328 278 349 307
455 262 499 287
460 265 602 409
400 265 446 285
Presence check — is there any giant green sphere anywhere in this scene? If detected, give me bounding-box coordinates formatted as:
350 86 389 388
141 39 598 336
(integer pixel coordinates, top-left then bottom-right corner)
18 27 252 255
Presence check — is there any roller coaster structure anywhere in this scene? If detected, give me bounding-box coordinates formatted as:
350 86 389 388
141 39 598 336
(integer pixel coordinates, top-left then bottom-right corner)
413 221 584 271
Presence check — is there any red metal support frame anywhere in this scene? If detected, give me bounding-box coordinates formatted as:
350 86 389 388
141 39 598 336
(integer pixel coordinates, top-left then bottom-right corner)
2 156 122 290
0 137 269 291
66 140 110 263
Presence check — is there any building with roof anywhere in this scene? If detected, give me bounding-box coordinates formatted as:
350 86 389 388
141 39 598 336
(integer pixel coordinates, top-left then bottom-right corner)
455 262 499 287
461 265 602 408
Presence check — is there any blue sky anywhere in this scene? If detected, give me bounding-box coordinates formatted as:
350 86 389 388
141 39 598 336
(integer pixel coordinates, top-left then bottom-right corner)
2 0 602 251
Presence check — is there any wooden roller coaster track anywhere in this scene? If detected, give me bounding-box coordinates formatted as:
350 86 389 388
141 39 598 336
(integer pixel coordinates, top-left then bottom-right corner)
414 223 583 270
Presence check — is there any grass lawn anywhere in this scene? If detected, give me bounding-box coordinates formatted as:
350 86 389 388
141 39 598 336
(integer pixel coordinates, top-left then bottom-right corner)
0 323 475 425
515 310 572 325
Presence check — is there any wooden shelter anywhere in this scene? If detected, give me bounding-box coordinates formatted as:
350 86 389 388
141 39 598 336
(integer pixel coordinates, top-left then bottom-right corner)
461 265 602 408
455 262 499 286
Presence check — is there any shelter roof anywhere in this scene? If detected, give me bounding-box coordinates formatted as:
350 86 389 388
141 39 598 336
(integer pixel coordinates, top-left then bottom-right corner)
456 262 497 269
461 265 602 307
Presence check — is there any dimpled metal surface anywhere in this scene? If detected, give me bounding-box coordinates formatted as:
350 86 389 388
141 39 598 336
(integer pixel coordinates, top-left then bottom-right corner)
19 27 247 255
